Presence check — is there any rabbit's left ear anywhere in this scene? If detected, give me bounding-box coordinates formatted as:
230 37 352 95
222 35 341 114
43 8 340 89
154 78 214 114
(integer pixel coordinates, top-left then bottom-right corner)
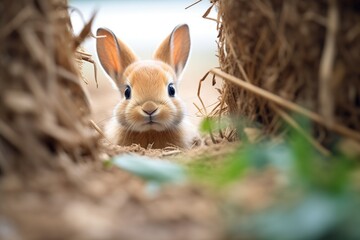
96 28 138 88
153 24 191 78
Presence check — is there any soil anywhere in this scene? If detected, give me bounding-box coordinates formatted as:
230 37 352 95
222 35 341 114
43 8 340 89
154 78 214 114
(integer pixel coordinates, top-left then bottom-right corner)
0 64 238 239
0 43 237 239
0 138 242 240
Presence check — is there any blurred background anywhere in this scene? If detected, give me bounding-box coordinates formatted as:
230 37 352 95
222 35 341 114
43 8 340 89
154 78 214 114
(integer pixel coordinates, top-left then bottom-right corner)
70 0 221 127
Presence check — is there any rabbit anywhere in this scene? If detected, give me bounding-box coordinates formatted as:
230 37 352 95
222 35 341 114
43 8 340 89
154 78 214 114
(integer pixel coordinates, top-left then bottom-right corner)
96 24 199 149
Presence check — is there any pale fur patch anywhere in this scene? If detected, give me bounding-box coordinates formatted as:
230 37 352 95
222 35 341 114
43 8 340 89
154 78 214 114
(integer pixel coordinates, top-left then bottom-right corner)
104 115 120 144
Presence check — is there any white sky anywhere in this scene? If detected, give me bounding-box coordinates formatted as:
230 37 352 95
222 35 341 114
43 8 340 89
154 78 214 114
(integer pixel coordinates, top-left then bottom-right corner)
70 0 219 60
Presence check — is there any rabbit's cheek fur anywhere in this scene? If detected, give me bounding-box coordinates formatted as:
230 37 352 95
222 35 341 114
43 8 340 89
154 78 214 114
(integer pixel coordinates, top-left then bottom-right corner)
172 98 185 123
116 101 130 127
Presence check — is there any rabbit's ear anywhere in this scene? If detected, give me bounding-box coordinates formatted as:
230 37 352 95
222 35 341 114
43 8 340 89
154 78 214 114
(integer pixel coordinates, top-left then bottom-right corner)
96 28 137 87
153 24 191 78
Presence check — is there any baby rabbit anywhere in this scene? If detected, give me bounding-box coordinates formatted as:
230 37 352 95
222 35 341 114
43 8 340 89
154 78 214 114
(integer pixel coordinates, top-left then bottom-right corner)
96 24 199 149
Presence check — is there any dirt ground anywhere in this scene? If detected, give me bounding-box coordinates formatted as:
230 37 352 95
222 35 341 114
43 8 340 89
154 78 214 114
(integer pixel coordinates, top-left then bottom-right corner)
2 0 360 238
0 54 239 240
0 22 236 238
0 139 243 240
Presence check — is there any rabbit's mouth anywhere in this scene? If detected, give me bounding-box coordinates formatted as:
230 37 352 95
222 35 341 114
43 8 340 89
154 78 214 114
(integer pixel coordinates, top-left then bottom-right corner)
139 121 166 132
145 114 162 126
147 120 157 125
145 115 157 125
142 118 161 126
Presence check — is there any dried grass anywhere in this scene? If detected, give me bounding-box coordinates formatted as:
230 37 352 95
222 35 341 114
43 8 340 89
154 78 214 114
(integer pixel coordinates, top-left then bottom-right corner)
0 2 234 239
0 0 99 176
207 0 360 144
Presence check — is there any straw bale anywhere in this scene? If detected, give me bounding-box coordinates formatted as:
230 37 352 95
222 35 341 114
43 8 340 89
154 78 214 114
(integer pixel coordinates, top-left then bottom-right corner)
214 0 360 139
0 0 99 176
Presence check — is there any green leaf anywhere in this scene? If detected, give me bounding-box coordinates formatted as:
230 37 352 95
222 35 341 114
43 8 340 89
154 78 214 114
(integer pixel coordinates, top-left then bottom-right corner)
238 193 352 240
199 116 231 134
112 154 186 184
188 147 249 187
199 117 216 133
103 159 113 168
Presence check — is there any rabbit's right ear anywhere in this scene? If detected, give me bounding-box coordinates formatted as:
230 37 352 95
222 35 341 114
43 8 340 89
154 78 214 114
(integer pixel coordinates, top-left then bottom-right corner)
153 24 191 79
96 28 137 87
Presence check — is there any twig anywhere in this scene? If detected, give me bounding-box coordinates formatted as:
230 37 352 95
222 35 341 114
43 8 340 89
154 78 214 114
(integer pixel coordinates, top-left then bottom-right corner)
193 102 205 116
197 71 211 115
76 50 92 57
185 0 203 10
319 0 338 124
89 120 113 145
73 11 97 50
202 3 220 23
162 150 182 157
197 72 220 144
217 79 227 139
210 68 360 142
271 104 331 156
78 51 99 88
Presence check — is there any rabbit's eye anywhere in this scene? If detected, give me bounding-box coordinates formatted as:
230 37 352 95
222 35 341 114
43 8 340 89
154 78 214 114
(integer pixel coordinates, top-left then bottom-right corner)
168 83 175 97
124 85 131 99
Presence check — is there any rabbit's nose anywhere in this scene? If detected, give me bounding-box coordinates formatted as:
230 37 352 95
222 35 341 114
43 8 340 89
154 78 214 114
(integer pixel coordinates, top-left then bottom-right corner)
142 101 158 115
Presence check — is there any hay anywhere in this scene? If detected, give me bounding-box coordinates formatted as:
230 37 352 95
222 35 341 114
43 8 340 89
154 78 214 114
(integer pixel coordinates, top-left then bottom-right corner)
212 0 360 143
0 0 99 176
0 4 227 238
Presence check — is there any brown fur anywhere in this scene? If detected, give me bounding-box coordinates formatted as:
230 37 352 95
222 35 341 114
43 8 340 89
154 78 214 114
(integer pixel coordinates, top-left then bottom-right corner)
117 128 186 149
97 24 198 149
